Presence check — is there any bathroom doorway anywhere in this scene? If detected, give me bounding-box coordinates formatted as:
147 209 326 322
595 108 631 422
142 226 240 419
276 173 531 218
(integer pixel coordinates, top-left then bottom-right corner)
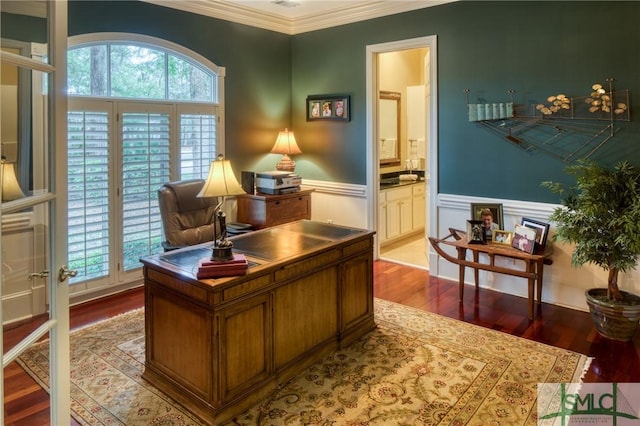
366 36 438 271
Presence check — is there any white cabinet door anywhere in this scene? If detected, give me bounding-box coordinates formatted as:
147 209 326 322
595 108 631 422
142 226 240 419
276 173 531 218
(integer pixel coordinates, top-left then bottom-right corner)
384 186 412 241
378 192 387 242
412 184 426 231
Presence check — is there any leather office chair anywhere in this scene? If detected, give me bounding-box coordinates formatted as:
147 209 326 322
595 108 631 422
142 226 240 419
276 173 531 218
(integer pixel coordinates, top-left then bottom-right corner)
158 179 219 251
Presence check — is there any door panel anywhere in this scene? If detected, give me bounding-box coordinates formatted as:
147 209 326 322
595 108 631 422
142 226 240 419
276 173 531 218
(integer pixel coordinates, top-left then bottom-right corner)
1 1 71 424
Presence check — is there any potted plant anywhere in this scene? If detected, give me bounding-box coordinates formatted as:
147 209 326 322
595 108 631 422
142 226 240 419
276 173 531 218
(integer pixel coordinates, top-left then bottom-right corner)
543 160 640 341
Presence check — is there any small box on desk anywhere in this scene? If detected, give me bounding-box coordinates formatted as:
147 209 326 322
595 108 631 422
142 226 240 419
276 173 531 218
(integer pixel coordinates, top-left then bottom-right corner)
197 254 248 279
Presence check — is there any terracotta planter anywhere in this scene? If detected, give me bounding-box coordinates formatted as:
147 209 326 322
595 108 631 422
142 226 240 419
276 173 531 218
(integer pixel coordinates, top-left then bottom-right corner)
585 288 640 341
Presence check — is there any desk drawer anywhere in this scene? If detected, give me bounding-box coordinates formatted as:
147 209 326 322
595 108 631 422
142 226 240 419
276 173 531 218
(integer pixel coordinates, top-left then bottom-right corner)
266 194 310 226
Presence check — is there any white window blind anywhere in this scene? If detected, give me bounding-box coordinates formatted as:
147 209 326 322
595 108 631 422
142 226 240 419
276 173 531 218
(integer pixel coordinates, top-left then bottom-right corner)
180 113 217 180
67 111 111 283
121 112 170 271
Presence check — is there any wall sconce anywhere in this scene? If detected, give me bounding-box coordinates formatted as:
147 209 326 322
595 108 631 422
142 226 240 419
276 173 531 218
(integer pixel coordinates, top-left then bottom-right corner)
197 154 246 261
270 128 302 172
1 157 25 201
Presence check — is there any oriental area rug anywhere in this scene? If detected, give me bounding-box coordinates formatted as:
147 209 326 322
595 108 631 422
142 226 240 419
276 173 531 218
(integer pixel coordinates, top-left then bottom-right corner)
17 299 590 425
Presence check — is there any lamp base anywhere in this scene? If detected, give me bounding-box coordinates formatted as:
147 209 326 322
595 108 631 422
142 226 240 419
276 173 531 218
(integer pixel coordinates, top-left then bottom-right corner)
211 245 234 262
275 154 296 172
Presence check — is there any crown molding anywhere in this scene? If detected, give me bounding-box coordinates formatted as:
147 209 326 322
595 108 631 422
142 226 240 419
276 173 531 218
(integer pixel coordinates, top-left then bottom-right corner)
143 1 455 35
0 1 47 18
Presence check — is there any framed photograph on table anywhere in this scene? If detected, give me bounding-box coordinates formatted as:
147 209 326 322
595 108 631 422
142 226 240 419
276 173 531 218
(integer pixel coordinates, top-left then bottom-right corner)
470 203 504 241
521 217 550 250
512 224 536 254
307 94 350 121
492 230 513 245
466 220 486 244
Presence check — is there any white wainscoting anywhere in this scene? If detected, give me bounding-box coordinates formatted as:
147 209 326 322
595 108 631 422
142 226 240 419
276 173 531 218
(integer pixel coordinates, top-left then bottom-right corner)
302 179 369 229
1 213 47 325
299 182 640 313
435 193 640 313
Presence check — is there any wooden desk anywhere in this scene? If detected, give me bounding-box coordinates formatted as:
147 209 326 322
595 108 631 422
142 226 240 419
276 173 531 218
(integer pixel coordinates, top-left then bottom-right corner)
429 236 552 320
140 220 375 425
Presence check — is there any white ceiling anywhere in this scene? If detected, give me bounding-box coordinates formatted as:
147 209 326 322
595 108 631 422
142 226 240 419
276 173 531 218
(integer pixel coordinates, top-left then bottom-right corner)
144 0 456 34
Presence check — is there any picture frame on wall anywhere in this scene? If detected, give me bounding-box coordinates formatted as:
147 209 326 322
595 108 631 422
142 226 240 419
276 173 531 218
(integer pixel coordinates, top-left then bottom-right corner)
307 94 350 121
521 217 551 250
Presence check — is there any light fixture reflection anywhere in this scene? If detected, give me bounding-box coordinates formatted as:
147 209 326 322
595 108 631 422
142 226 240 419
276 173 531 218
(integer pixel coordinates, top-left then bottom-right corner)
1 158 25 201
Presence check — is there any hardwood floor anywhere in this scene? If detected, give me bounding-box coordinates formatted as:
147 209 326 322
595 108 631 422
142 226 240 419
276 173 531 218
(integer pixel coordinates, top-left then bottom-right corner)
3 260 639 424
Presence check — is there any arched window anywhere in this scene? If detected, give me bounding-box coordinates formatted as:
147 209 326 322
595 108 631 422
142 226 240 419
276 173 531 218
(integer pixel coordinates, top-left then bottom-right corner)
67 34 225 291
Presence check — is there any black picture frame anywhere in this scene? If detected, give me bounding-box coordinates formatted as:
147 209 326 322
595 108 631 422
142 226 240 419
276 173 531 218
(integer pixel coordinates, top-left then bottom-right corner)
521 217 551 250
466 220 486 244
307 94 350 121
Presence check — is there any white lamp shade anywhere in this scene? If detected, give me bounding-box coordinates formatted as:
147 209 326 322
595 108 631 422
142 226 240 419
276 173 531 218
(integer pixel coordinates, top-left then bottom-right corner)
197 156 245 198
1 161 25 201
271 128 302 155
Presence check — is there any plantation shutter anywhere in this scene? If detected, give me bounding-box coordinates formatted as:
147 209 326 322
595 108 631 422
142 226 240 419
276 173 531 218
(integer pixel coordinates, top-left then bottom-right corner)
179 113 218 180
67 110 111 283
121 111 171 271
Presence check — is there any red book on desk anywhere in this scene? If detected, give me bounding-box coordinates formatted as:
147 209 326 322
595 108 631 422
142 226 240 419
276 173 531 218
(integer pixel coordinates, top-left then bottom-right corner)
199 254 248 267
197 254 248 279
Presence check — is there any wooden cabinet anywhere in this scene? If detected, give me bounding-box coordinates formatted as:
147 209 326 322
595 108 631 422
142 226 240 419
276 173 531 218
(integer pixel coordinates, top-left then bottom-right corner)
379 183 425 245
236 189 313 229
141 221 374 425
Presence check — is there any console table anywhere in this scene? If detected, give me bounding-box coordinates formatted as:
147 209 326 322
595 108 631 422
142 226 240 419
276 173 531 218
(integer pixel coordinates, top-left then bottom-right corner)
140 220 375 425
429 234 552 320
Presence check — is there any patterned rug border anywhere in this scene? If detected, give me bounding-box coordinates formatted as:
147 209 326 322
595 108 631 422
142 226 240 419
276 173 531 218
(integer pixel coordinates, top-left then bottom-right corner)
375 298 593 382
16 299 592 425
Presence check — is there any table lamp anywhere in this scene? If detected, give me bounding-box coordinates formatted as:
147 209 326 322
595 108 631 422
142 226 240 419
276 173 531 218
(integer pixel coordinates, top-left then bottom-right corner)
197 154 246 261
1 157 25 201
270 128 302 172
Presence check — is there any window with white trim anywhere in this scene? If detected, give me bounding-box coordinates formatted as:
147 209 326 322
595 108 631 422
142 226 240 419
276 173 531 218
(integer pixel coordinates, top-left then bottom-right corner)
67 35 224 288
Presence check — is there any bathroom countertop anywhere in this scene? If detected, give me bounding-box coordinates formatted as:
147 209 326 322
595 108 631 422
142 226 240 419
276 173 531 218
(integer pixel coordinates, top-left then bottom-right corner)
379 177 426 189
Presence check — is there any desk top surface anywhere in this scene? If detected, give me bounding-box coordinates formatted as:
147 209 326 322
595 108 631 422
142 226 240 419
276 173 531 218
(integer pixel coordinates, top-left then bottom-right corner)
143 220 373 277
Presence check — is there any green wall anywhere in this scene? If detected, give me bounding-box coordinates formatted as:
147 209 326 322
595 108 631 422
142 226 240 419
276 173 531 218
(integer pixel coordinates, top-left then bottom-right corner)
68 1 640 203
292 1 640 202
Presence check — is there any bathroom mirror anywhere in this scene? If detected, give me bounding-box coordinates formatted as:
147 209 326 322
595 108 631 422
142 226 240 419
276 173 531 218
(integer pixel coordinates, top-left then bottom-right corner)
379 90 401 167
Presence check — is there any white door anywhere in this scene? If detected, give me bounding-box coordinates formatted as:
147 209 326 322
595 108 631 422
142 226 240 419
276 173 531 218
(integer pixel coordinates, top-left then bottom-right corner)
1 1 71 423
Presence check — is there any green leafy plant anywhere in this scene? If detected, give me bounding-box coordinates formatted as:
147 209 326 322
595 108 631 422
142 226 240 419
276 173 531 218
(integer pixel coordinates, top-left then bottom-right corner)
543 160 640 302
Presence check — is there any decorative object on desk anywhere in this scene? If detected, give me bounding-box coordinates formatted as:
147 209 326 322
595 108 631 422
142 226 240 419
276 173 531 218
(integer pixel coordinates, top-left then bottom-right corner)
271 128 302 172
197 253 248 279
470 203 503 241
512 224 536 254
544 160 640 341
493 229 513 245
521 217 550 251
306 94 350 121
16 300 589 426
466 219 486 244
1 156 25 201
197 154 246 261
